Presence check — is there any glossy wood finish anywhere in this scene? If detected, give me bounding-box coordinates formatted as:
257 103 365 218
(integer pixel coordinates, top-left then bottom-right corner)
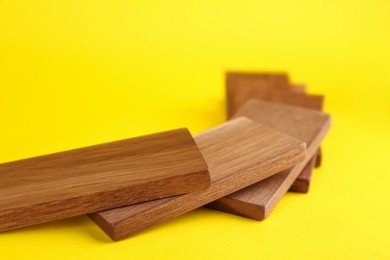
207 100 331 220
0 128 210 233
89 117 306 241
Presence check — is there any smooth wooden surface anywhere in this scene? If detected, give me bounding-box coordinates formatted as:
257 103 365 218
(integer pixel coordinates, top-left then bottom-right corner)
207 100 331 220
226 72 324 118
89 117 306 241
1 1 389 257
289 83 323 169
289 155 317 193
0 128 210 233
290 83 323 169
226 72 324 185
289 83 322 184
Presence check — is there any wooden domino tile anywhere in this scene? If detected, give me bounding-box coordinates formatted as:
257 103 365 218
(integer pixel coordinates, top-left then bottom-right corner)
226 72 324 189
0 128 210 232
206 100 331 220
226 72 324 118
89 117 306 241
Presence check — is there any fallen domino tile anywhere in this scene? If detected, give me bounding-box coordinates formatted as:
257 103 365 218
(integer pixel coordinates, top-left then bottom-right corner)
0 128 210 232
226 72 324 186
89 117 306 241
206 100 330 220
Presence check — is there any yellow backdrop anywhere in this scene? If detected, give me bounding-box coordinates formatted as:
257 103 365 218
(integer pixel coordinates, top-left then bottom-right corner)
1 0 389 259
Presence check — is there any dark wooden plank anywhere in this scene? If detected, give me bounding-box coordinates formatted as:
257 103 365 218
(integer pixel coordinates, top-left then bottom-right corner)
206 100 331 220
89 117 307 241
0 128 210 233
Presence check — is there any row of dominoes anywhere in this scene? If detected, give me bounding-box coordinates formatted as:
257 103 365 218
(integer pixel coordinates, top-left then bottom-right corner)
0 72 331 241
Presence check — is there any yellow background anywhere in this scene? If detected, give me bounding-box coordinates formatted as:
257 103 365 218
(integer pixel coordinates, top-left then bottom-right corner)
1 0 389 259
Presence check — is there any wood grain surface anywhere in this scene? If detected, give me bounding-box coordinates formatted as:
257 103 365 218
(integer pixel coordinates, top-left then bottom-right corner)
226 72 324 187
0 128 210 233
89 117 307 241
289 155 317 193
206 100 331 220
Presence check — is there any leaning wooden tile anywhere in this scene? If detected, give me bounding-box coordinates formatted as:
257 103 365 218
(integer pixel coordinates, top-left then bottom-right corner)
289 83 322 168
89 117 306 241
289 83 322 178
287 82 324 169
289 83 323 168
226 73 324 118
226 73 324 186
207 100 331 220
0 128 210 233
289 156 317 193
